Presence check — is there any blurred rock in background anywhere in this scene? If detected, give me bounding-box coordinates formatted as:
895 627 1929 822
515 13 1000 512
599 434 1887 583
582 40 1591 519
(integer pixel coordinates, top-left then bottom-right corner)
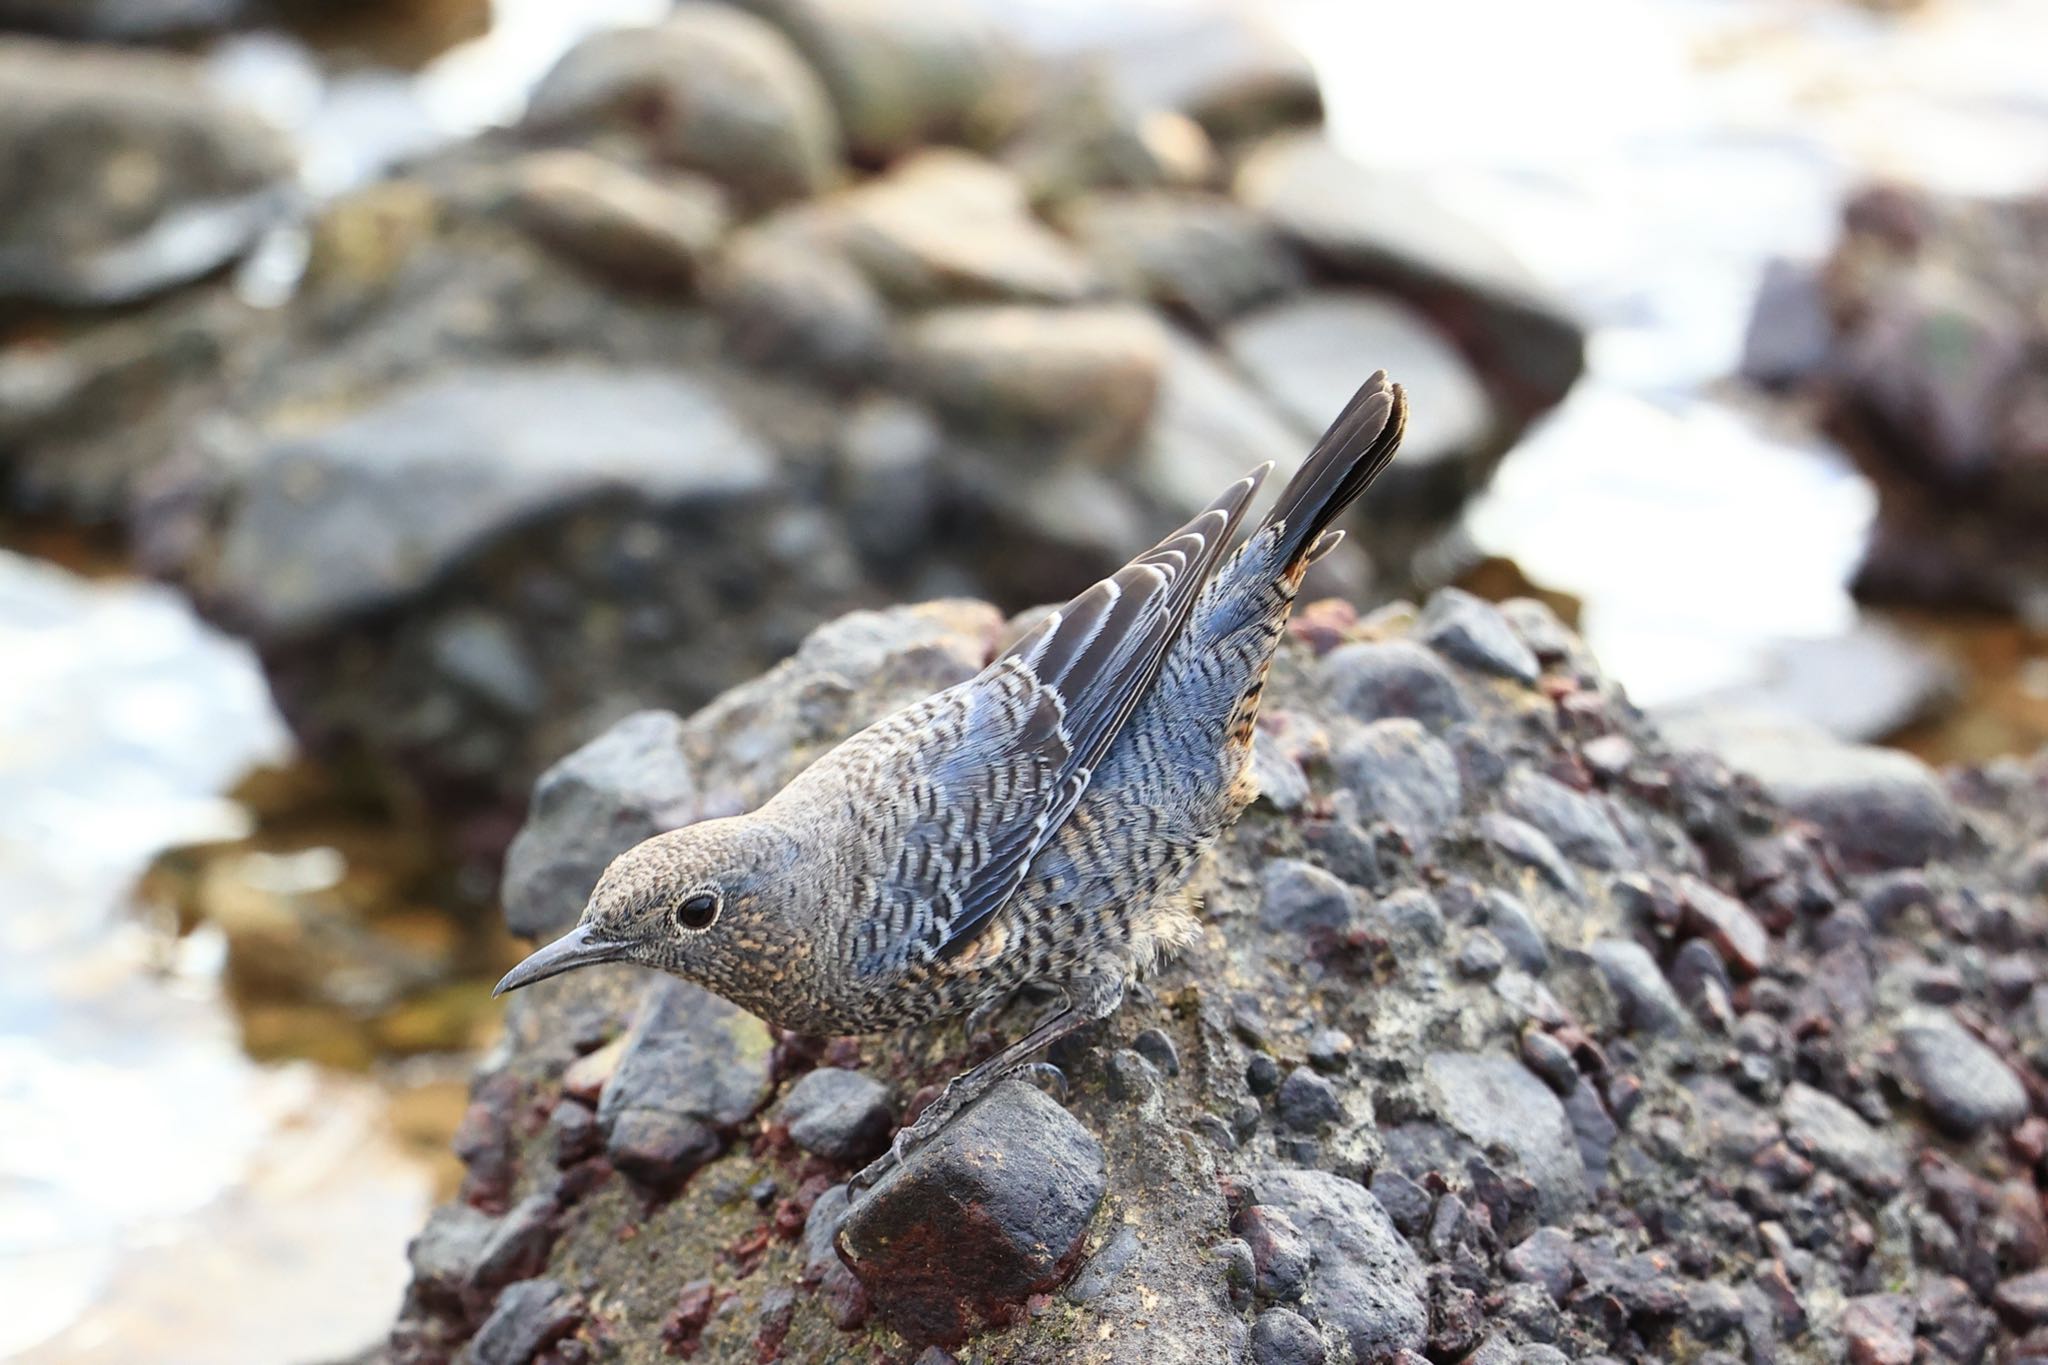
0 0 1585 892
1742 182 2048 622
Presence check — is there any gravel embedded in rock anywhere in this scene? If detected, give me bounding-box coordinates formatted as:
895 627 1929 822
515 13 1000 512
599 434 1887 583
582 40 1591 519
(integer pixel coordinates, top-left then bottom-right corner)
1588 938 1687 1036
1248 1168 1428 1362
1891 1009 2029 1137
1779 1082 1906 1196
1502 769 1632 871
466 1278 581 1365
1322 641 1474 728
1275 1067 1342 1131
1418 588 1540 684
1260 858 1357 936
1481 813 1586 903
1332 718 1464 854
599 978 776 1187
1425 1051 1588 1219
779 1066 894 1163
1251 1305 1328 1364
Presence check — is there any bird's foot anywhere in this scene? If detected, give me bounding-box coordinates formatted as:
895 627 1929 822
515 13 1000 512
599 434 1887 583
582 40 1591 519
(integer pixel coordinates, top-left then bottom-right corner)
848 1079 970 1197
1020 1060 1068 1101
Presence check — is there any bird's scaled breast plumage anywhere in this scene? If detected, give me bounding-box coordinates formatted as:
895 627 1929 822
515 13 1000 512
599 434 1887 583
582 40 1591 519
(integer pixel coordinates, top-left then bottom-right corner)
496 372 1409 1046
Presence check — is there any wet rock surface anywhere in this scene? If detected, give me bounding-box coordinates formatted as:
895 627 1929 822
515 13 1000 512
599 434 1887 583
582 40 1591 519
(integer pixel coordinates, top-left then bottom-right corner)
1742 182 2048 615
0 0 1584 877
378 593 2048 1361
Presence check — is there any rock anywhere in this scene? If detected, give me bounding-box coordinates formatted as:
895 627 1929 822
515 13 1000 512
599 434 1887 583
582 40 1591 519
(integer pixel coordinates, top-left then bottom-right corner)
1664 710 1960 871
464 1279 581 1365
839 1079 1106 1345
1236 1204 1312 1301
1478 890 1551 975
828 150 1098 305
501 711 697 939
1250 1305 1327 1365
738 0 1021 161
901 303 1163 462
1677 876 1769 978
1425 1051 1588 1219
706 218 892 385
1481 814 1585 904
1063 1224 1140 1304
1839 1293 1915 1365
0 0 242 39
1234 131 1583 419
1058 190 1301 329
1501 769 1631 871
1418 588 1540 685
0 36 292 306
1248 1168 1428 1361
1331 718 1464 854
1588 938 1686 1036
779 1066 895 1163
407 1202 500 1303
1505 1227 1576 1302
1130 329 1305 525
1275 1067 1342 1132
598 978 776 1186
1891 1009 2030 1137
1227 293 1496 540
1779 1083 1905 1197
211 366 779 639
1322 641 1472 727
1259 858 1356 936
1996 1268 2048 1327
523 4 841 210
506 151 730 292
1090 2 1321 141
1740 256 1834 388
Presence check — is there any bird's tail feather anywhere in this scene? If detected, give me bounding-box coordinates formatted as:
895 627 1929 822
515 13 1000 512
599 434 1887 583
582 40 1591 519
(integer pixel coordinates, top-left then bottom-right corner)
1261 371 1407 571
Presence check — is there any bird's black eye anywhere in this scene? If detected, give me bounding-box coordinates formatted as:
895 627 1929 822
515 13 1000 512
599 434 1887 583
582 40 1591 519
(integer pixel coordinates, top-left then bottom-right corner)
674 892 720 931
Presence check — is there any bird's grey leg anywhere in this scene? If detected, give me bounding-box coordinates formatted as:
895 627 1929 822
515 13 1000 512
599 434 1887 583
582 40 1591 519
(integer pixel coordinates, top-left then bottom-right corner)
851 974 1126 1196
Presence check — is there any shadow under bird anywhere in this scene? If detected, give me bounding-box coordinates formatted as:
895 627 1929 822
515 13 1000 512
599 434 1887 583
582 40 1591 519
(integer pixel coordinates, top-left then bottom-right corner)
497 371 1409 1186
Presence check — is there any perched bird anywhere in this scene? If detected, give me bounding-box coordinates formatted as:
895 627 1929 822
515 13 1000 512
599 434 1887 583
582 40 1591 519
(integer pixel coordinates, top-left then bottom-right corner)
497 372 1407 1183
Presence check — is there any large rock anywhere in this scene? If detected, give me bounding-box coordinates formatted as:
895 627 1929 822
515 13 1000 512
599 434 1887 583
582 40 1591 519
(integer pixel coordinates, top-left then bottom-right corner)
1236 132 1584 420
739 0 1024 162
1749 182 2048 613
0 37 292 307
1057 190 1302 330
838 1079 1107 1345
523 4 842 210
209 365 779 638
378 594 2048 1361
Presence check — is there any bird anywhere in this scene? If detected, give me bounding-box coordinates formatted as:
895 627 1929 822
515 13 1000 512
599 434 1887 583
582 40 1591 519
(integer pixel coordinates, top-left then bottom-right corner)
496 371 1408 1187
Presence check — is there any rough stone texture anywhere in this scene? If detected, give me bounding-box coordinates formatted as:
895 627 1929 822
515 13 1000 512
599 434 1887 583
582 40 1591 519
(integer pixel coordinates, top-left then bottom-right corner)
376 594 2048 1361
0 36 293 307
1742 182 2048 613
838 1079 1107 1346
597 977 777 1188
777 1065 894 1164
1890 1008 2029 1138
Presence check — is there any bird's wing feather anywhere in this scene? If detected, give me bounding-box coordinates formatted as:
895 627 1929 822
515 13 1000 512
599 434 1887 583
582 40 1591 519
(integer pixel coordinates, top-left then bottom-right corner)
910 466 1269 960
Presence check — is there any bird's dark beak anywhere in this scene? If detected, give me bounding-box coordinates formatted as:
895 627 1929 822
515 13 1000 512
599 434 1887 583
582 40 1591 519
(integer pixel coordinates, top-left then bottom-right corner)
493 922 622 997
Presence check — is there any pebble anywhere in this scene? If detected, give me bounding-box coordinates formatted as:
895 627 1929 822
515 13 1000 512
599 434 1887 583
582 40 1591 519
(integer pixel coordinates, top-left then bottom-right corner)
1504 1227 1575 1302
1322 640 1473 727
1276 1067 1343 1131
1995 1268 2048 1326
1477 889 1550 975
1480 813 1585 903
1236 1204 1312 1301
1249 1168 1428 1361
1105 1047 1162 1104
1250 1306 1328 1365
1426 1052 1588 1219
778 1066 894 1164
1518 1029 1579 1097
1308 1028 1355 1073
1454 929 1507 981
1839 1292 1915 1365
1677 876 1769 977
1417 588 1539 684
1064 1225 1141 1304
1892 1008 2030 1137
1588 938 1687 1036
1131 1027 1180 1076
1371 887 1447 947
1332 718 1464 854
1261 858 1357 936
599 979 775 1188
1370 1170 1432 1237
1247 1053 1283 1096
1779 1083 1906 1197
467 1278 581 1365
1503 768 1631 870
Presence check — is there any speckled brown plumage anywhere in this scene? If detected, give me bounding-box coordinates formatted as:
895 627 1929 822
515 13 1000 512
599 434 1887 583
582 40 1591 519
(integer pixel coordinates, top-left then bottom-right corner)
498 371 1408 1171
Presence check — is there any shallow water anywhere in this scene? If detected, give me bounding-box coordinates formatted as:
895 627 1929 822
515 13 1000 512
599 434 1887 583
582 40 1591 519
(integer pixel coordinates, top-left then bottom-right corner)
0 552 428 1363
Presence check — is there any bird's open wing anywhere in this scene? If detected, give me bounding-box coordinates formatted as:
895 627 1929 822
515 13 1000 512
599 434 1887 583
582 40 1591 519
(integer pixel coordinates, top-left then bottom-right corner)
910 466 1269 960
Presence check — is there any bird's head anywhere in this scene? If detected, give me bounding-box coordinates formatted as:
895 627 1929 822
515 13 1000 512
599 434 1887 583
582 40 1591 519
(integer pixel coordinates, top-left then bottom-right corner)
493 815 801 1002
